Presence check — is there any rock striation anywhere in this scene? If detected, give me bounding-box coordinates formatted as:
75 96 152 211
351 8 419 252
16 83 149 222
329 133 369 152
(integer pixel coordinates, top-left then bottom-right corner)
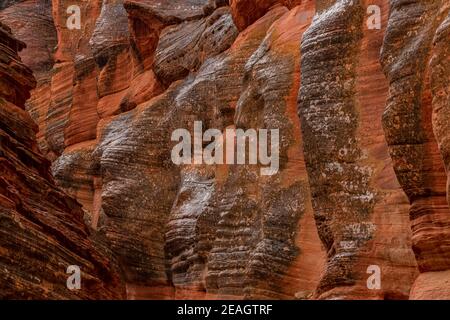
0 0 449 300
0 21 125 299
298 0 419 299
380 0 450 299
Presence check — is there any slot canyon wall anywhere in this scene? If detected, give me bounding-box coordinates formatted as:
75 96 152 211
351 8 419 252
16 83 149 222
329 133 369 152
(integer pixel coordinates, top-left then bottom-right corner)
0 0 449 299
0 20 125 299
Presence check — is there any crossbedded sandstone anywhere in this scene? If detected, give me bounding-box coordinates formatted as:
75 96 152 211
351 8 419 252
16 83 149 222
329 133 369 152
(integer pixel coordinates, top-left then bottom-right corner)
1 0 449 300
0 21 125 299
381 0 450 299
298 0 418 299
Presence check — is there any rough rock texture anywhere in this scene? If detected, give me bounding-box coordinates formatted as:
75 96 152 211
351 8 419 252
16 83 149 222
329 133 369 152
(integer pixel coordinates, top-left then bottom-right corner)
153 6 239 85
380 0 450 299
229 0 303 31
164 4 326 299
0 22 125 299
0 0 57 157
1 0 449 300
298 0 418 299
93 4 326 299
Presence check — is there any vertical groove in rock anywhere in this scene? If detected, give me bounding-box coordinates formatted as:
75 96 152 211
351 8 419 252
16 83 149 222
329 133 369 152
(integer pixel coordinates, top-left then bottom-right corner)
381 0 450 299
299 0 372 298
299 0 418 299
354 0 418 300
431 10 450 205
229 0 303 31
164 4 326 299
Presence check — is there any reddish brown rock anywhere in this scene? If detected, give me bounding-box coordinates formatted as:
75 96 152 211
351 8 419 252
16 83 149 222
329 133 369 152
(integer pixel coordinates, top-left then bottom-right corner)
381 0 450 299
2 0 449 301
123 0 226 71
432 9 450 213
298 0 418 299
165 4 326 299
1 0 164 218
153 6 239 85
93 22 245 292
0 0 56 81
0 22 125 299
229 0 302 31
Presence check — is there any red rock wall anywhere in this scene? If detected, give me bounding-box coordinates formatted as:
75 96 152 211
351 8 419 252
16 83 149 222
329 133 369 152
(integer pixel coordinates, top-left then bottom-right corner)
380 0 450 299
0 0 449 300
0 21 125 299
0 0 57 156
298 0 419 299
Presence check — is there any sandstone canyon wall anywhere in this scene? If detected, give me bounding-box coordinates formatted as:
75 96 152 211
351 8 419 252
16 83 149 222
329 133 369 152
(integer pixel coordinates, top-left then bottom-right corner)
0 0 449 300
0 20 125 299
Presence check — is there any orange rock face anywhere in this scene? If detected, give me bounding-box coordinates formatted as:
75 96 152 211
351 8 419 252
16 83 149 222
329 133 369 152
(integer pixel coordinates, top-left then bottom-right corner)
0 0 449 300
298 0 419 299
380 0 450 299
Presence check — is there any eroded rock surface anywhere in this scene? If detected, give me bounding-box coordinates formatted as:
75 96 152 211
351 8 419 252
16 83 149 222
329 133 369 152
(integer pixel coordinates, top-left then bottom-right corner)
0 22 125 299
381 0 450 299
1 0 449 300
229 0 303 31
298 0 418 299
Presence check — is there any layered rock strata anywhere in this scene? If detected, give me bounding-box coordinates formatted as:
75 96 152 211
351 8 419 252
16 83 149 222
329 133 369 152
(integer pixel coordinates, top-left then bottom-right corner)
1 0 449 300
0 21 125 299
380 0 450 299
298 0 418 299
